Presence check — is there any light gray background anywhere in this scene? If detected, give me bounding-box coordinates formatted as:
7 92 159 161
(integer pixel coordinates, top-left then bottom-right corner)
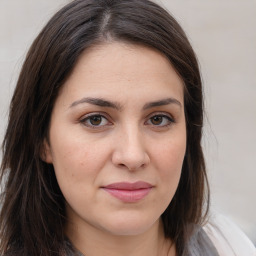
0 0 255 245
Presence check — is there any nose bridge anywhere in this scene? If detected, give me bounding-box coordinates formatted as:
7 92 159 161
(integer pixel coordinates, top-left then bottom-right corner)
112 121 150 170
124 123 144 153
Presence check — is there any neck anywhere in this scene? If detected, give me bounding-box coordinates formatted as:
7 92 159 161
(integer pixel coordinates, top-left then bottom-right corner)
66 219 176 256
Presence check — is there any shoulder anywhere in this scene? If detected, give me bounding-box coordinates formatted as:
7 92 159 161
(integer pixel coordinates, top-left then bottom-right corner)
203 213 256 256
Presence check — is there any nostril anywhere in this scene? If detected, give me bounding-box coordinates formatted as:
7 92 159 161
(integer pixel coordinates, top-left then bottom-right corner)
112 145 150 171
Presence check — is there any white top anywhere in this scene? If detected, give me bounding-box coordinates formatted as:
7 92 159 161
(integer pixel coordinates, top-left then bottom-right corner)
203 214 256 256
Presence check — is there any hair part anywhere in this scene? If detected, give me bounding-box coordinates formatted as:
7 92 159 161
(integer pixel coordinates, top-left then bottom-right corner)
0 1 209 255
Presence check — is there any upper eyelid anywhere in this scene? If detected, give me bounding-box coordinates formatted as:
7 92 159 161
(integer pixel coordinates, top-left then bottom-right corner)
147 115 174 124
80 112 111 120
78 110 175 124
80 111 173 118
146 111 174 120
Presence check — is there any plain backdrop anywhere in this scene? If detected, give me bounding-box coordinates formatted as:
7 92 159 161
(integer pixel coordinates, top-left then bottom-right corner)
0 0 255 245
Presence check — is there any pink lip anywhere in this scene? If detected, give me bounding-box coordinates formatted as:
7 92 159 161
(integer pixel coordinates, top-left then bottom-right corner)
102 181 153 203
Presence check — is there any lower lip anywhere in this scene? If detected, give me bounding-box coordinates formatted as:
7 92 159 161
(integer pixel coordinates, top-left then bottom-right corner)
103 188 152 202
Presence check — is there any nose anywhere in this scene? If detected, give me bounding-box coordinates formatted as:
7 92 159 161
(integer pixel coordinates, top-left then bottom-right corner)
112 126 150 171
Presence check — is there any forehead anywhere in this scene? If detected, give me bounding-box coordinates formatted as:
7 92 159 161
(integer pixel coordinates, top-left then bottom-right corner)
57 41 184 105
73 42 181 79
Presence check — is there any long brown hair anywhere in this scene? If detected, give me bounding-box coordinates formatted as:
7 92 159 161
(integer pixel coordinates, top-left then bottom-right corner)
0 0 209 255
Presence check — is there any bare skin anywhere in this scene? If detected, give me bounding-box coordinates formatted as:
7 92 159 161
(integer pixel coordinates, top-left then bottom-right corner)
44 42 185 256
67 218 176 256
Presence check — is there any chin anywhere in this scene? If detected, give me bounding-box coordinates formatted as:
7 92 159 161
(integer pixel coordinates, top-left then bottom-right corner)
101 214 160 237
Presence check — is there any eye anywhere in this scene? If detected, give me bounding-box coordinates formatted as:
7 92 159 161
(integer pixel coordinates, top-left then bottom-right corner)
80 114 111 128
146 114 174 127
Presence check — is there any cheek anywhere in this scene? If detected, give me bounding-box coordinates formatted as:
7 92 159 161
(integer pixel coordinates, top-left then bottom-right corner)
152 135 186 196
51 144 99 210
50 134 101 189
156 134 186 171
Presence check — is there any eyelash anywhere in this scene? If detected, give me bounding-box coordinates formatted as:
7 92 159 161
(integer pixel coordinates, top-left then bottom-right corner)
146 113 174 127
80 112 111 129
80 112 174 129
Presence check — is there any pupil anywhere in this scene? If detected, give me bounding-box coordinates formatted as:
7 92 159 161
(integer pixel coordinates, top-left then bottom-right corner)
152 116 162 125
90 116 102 125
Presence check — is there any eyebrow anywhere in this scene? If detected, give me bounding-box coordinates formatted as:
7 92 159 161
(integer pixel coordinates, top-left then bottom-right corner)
69 97 182 110
70 97 122 110
142 98 182 110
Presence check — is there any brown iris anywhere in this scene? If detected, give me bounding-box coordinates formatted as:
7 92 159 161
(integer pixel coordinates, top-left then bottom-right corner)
151 116 163 125
89 115 102 126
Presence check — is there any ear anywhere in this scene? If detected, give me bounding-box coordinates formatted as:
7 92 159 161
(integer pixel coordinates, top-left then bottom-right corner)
40 139 53 164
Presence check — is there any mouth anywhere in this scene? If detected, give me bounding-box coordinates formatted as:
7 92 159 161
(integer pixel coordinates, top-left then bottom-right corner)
101 181 153 203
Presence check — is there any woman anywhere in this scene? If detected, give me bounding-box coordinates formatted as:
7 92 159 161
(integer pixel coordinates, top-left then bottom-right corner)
0 0 255 256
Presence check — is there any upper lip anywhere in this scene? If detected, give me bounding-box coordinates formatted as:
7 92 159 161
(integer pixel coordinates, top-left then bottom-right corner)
102 181 153 190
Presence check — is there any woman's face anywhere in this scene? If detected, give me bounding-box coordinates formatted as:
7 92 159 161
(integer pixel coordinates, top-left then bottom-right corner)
44 42 186 236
